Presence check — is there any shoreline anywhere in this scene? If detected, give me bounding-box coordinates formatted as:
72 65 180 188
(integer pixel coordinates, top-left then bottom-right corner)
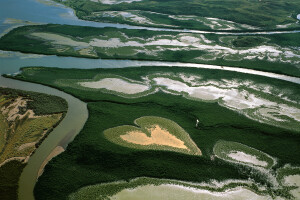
37 146 65 178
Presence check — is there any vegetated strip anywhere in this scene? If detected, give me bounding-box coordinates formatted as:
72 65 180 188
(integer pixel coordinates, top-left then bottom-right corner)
52 0 300 31
0 24 299 77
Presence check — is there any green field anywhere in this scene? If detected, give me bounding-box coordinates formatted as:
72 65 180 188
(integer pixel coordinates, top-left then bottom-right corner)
0 88 67 200
54 0 300 31
0 24 300 76
4 66 300 199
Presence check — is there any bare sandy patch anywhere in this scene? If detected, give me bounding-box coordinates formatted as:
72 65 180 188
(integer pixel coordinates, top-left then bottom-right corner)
283 175 300 199
121 125 188 149
38 146 64 178
284 174 300 186
228 151 268 167
79 78 149 94
1 97 26 121
104 116 201 156
4 18 36 25
1 97 47 121
31 32 89 47
18 142 36 151
152 77 300 131
79 47 96 57
89 38 142 48
90 0 143 4
56 47 69 53
110 184 271 200
0 157 26 167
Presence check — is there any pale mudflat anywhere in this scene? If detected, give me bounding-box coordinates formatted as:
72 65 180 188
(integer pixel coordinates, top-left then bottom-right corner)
110 184 272 200
31 32 88 48
79 78 149 94
228 151 268 167
283 175 300 199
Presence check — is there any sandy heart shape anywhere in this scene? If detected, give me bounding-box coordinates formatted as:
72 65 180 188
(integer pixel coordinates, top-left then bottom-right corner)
104 116 201 156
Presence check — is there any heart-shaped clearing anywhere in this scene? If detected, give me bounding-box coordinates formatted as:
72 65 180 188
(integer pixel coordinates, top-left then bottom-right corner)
104 116 201 156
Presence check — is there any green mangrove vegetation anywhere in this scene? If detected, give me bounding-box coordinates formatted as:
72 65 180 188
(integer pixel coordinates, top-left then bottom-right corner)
9 66 300 131
0 24 300 76
53 0 300 31
0 87 67 200
5 66 300 200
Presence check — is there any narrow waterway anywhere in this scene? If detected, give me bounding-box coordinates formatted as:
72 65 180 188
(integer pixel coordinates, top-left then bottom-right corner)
2 51 300 85
0 0 300 200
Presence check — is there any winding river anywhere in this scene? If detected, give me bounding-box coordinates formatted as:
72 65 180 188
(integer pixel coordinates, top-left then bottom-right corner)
0 0 300 200
0 76 88 200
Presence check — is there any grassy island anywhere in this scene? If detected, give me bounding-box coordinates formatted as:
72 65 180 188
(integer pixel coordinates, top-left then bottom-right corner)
53 0 300 31
0 24 299 77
